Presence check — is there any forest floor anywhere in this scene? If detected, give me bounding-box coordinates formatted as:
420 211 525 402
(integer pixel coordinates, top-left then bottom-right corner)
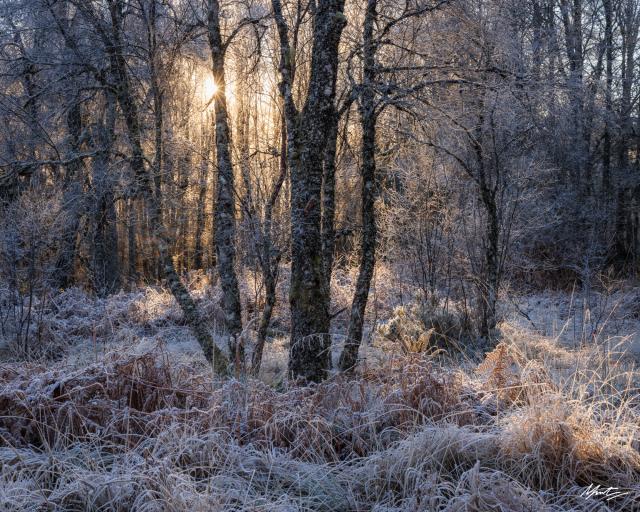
508 286 640 358
0 271 639 511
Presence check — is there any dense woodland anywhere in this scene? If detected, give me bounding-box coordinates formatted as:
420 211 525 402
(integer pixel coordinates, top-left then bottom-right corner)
1 1 640 510
3 0 640 378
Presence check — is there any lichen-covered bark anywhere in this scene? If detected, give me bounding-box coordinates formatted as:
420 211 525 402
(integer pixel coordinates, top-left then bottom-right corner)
272 0 347 382
339 0 378 371
207 0 244 362
479 190 499 340
321 114 339 295
148 0 164 281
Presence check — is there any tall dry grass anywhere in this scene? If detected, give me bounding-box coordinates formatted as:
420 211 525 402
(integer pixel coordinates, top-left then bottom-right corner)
0 285 638 511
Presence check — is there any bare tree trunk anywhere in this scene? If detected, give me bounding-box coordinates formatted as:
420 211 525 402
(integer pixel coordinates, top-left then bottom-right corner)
148 0 164 282
78 0 229 373
92 91 120 295
237 82 254 250
602 0 613 202
474 99 500 340
559 0 589 192
53 99 85 288
339 0 377 372
251 132 287 375
321 114 339 294
194 154 209 270
614 0 640 269
531 0 544 81
127 197 137 284
207 0 244 363
272 0 347 382
480 192 500 339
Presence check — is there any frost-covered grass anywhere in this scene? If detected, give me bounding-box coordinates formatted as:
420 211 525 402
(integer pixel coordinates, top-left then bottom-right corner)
507 284 640 358
0 280 639 511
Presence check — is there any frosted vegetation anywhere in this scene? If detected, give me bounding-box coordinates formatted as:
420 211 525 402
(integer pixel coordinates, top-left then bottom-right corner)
2 0 640 509
0 270 638 511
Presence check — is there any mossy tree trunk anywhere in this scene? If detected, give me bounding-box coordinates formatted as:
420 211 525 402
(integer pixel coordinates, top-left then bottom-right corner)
272 0 347 382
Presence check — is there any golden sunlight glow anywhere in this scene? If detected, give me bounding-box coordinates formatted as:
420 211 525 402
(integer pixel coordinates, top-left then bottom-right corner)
202 75 218 99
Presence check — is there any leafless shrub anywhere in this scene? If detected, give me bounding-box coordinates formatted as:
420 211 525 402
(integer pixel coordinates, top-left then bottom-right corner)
0 190 67 359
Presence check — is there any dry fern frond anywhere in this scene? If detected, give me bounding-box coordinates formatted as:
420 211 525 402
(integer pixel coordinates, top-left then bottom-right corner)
400 328 436 354
477 342 526 405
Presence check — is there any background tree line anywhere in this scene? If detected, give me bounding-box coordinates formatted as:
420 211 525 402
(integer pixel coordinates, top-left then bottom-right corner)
1 0 639 381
